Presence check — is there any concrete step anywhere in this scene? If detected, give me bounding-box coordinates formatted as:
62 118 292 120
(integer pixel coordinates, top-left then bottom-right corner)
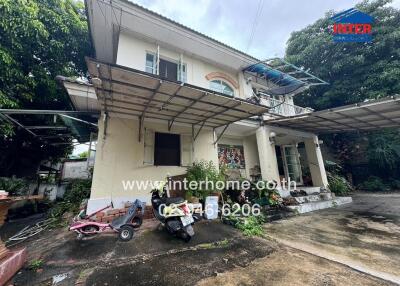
278 187 324 198
301 187 322 195
294 192 334 204
287 197 352 214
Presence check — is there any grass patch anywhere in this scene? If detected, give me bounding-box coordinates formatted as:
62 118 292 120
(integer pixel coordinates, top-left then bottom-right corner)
198 238 231 249
224 215 266 237
28 259 43 271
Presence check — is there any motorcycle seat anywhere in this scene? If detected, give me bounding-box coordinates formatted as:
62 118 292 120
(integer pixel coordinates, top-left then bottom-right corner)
162 197 185 205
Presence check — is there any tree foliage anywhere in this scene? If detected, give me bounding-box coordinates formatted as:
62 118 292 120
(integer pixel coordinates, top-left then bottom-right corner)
285 0 400 179
0 0 92 176
286 0 400 109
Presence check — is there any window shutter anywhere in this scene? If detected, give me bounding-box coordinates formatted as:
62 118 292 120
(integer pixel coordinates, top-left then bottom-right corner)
180 134 193 167
143 128 154 165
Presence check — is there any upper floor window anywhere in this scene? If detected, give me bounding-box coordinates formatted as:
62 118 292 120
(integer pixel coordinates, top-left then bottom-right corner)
210 80 234 96
145 53 156 74
145 52 186 82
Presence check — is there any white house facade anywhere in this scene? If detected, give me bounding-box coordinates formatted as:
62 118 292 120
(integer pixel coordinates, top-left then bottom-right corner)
62 0 332 212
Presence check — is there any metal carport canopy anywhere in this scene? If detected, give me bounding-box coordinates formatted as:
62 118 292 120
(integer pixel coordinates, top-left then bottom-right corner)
265 95 400 133
85 57 269 130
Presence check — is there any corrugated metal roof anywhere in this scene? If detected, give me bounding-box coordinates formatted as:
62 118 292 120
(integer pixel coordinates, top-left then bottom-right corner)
266 96 400 134
86 57 269 129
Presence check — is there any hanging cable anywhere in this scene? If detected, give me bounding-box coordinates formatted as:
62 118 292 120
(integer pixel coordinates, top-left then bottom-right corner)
246 0 265 52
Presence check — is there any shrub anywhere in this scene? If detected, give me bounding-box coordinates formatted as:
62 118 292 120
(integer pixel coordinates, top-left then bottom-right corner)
0 176 29 196
389 179 400 190
186 160 225 199
358 176 389 192
327 173 352 196
49 179 91 219
367 133 400 176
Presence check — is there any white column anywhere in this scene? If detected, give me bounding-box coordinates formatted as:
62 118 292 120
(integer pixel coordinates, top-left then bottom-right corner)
256 126 281 186
304 135 328 187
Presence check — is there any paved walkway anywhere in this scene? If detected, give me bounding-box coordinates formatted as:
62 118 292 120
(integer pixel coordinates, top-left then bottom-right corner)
264 193 400 284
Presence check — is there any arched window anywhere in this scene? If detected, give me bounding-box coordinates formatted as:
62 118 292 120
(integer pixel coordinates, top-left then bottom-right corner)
210 80 234 96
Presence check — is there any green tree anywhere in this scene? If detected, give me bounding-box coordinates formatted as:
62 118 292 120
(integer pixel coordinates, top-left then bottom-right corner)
0 0 92 176
284 0 400 180
286 0 400 110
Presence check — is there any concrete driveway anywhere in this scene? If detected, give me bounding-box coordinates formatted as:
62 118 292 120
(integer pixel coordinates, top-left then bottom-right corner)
5 193 399 286
264 193 400 284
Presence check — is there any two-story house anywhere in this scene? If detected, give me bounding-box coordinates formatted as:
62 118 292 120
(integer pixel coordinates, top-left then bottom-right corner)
61 0 340 212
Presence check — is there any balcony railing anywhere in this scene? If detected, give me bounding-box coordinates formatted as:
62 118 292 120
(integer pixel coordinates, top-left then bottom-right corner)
258 93 313 117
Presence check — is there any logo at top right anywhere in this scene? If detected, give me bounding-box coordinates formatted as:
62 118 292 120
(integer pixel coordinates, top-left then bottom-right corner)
331 8 374 42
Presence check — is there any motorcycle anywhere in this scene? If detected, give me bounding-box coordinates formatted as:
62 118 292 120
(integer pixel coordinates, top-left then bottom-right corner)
151 183 197 242
69 199 145 241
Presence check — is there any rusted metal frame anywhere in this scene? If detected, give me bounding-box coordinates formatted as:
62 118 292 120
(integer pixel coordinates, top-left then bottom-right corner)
361 106 399 125
168 93 207 131
312 115 361 132
138 81 162 141
96 88 234 124
59 114 98 127
0 114 37 137
97 65 110 140
283 117 348 132
107 109 216 128
98 95 226 125
98 78 252 117
0 109 96 115
213 124 230 145
25 126 68 130
192 101 243 126
335 111 380 129
100 102 216 126
192 121 206 142
159 84 184 111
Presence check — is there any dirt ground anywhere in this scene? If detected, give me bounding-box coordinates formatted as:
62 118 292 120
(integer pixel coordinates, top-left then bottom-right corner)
2 193 399 286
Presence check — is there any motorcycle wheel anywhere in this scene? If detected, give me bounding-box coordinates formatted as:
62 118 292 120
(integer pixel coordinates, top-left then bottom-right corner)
181 225 194 243
119 225 134 241
182 233 191 242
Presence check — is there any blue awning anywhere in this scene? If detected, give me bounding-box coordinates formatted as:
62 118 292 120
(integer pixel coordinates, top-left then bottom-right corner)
243 58 328 90
244 63 303 86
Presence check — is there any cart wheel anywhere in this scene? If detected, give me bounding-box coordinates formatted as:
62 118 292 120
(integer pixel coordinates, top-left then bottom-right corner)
131 216 143 228
119 225 134 241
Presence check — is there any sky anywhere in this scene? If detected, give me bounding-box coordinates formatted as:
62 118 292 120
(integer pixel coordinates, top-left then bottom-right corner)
132 0 400 59
73 0 400 155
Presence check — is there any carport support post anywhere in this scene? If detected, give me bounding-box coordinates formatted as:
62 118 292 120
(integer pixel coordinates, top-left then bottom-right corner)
256 126 281 186
304 135 328 187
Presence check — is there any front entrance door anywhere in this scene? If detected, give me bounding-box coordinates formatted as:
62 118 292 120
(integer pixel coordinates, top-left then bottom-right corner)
282 145 303 185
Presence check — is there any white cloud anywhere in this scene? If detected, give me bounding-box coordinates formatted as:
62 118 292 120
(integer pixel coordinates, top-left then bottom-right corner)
131 0 399 59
